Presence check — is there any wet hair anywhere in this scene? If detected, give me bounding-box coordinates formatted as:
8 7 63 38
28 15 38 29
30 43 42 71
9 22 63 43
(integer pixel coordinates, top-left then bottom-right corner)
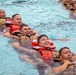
59 47 70 56
12 13 20 19
38 34 48 43
20 23 29 30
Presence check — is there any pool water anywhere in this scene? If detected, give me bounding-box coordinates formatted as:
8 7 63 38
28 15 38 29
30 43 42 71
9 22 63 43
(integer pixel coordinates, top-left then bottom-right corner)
0 0 76 75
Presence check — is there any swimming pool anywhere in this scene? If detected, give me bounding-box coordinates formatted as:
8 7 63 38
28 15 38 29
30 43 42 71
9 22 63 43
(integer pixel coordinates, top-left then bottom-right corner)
0 0 76 75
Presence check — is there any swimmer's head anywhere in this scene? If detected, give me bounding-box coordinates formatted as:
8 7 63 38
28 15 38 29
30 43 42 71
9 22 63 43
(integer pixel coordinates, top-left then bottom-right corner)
0 9 6 18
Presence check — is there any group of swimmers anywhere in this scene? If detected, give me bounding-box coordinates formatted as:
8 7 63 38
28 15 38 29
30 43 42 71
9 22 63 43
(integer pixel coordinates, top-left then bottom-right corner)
0 9 76 75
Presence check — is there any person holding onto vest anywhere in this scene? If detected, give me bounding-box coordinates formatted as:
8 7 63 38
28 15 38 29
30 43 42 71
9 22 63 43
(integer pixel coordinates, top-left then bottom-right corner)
13 24 39 50
53 47 76 75
3 14 23 39
0 9 11 32
32 34 56 66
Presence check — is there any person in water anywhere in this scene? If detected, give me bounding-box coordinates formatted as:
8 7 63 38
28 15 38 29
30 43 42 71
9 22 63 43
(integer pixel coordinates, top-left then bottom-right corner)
53 47 76 75
13 24 39 49
32 34 56 66
0 9 11 32
3 13 23 39
12 25 56 75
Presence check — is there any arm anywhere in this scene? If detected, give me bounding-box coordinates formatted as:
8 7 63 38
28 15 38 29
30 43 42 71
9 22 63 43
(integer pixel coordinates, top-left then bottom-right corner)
3 27 13 37
53 60 72 74
13 39 39 53
3 32 18 38
13 39 42 58
13 39 30 52
52 38 70 41
3 27 19 39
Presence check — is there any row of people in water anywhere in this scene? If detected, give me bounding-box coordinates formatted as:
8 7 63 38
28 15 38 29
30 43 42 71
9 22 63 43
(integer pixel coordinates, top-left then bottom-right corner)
12 24 76 75
0 9 76 75
8 28 76 75
9 24 76 75
0 9 69 40
9 25 76 75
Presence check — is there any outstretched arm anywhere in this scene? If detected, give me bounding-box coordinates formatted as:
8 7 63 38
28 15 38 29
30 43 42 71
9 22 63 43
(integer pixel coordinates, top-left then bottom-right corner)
3 27 19 39
52 38 70 41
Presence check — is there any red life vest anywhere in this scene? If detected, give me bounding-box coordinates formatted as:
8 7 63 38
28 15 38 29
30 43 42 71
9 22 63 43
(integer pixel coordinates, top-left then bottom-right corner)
32 39 56 59
10 25 20 34
38 48 54 60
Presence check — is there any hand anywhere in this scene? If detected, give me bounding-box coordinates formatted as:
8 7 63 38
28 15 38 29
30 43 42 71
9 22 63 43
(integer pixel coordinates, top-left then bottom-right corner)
62 60 73 69
63 60 72 67
63 60 71 63
13 36 20 39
